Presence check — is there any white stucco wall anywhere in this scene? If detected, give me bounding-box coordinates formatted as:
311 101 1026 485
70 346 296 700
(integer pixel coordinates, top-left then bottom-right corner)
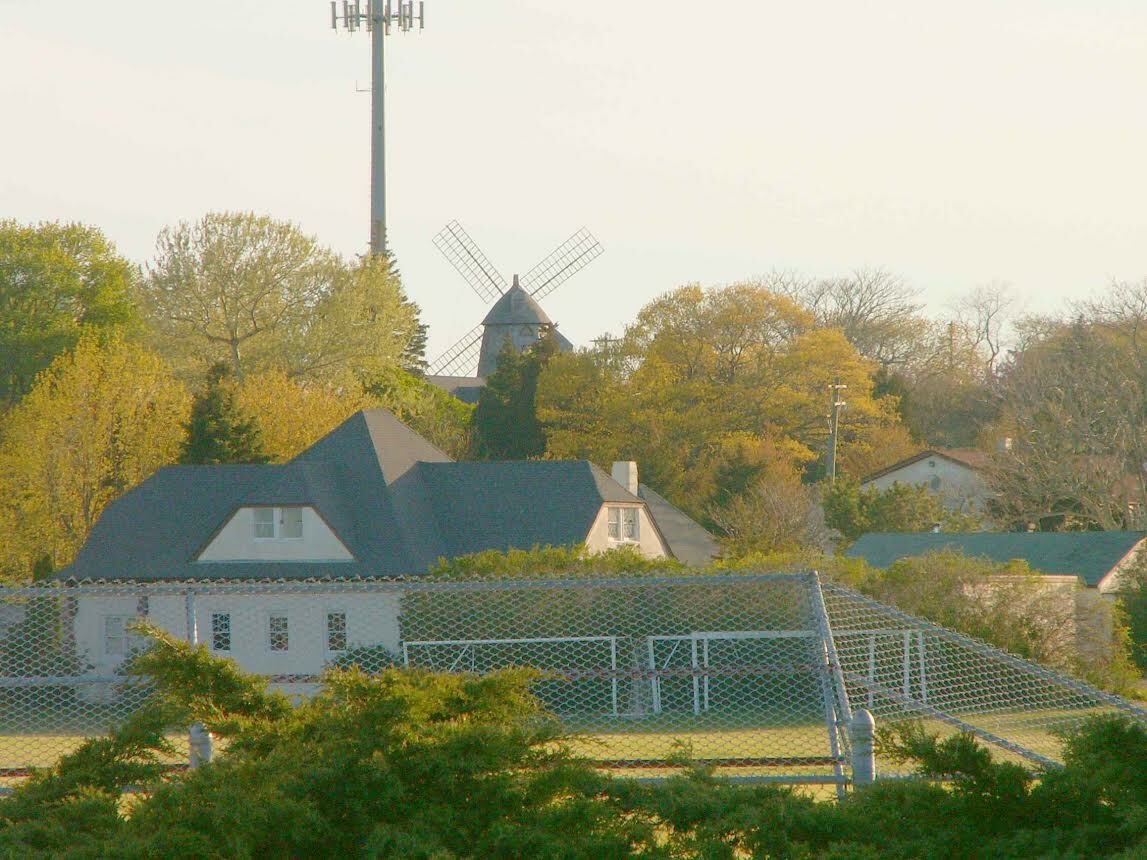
865 458 990 514
197 507 353 562
584 504 668 558
74 590 403 685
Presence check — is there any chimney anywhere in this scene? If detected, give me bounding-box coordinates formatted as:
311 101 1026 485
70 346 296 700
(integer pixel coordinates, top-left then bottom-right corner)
611 461 639 496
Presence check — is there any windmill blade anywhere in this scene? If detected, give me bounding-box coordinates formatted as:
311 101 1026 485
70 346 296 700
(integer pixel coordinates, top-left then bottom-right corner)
428 324 484 377
520 228 603 302
433 221 507 304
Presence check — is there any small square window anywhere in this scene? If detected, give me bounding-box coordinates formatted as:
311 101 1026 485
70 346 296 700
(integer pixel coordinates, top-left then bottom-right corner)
606 506 639 542
253 508 275 539
326 612 347 652
268 615 289 652
104 615 143 658
211 612 231 652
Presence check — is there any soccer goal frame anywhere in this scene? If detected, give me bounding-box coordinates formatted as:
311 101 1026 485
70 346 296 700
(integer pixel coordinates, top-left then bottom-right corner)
401 635 621 716
647 628 926 716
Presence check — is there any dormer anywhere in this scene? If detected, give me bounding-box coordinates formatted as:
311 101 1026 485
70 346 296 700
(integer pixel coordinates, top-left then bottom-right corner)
196 505 354 563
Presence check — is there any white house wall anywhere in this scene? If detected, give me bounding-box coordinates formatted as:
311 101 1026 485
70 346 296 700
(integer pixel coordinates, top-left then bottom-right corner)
865 458 989 514
197 507 353 562
74 590 403 684
584 505 668 558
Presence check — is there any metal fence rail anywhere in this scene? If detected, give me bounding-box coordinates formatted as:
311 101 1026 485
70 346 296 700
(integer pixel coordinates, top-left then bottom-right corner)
0 572 1142 786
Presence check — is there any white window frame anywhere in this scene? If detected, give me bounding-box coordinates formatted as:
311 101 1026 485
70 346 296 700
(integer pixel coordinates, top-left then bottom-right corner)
267 613 290 652
252 506 305 541
210 612 232 653
606 506 640 544
325 610 348 653
103 615 144 658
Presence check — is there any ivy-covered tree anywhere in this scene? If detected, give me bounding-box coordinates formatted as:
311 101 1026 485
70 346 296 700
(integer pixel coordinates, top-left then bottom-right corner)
470 335 558 460
180 363 270 465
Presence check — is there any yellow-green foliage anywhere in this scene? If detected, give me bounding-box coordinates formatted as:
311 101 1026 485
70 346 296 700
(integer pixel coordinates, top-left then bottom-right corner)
0 335 189 579
427 544 683 580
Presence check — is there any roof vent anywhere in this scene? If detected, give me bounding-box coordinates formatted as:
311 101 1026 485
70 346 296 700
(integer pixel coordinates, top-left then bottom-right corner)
611 461 639 496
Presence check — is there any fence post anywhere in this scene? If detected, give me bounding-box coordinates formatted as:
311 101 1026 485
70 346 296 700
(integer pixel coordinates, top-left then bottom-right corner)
185 590 198 645
849 709 876 787
188 721 213 768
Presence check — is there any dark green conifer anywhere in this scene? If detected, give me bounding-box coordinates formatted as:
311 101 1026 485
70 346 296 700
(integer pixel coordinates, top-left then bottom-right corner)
180 363 270 464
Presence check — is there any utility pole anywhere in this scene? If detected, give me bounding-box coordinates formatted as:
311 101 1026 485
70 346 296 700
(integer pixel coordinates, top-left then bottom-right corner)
330 1 425 257
826 379 847 484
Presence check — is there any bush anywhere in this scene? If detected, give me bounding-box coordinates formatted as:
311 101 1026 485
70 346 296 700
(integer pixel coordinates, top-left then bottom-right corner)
3 625 1147 857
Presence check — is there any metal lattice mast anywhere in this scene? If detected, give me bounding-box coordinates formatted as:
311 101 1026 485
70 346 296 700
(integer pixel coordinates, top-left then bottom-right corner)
330 1 425 257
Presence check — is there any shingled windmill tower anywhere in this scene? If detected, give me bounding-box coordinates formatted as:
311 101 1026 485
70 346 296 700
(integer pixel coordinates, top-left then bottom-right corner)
426 222 603 400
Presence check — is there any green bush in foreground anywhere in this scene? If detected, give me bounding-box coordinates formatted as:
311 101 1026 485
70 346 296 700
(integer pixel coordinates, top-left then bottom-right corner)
2 625 1147 857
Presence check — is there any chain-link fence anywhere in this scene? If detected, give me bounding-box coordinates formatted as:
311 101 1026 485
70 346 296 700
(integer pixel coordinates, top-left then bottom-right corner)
0 572 1143 788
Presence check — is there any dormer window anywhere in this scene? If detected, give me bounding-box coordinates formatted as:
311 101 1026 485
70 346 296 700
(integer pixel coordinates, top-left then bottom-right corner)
253 507 304 540
607 506 639 542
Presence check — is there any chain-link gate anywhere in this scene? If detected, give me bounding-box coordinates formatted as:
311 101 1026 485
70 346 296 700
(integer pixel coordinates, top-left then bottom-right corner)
0 572 1143 789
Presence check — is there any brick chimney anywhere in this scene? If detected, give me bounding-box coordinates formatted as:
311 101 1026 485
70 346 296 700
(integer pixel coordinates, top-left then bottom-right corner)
611 461 639 496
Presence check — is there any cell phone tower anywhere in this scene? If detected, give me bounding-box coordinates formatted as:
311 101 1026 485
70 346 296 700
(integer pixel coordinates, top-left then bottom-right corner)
330 1 425 257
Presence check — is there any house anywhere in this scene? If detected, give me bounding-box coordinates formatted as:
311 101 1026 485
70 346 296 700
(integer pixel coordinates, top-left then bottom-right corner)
57 409 718 684
844 531 1147 593
861 449 991 516
844 531 1147 662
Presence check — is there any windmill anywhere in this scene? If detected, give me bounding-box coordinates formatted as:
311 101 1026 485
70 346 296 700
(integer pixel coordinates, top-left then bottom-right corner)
427 221 603 378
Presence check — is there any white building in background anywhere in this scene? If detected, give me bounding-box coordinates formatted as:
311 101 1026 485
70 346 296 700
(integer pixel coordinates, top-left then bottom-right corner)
861 448 992 517
57 409 718 686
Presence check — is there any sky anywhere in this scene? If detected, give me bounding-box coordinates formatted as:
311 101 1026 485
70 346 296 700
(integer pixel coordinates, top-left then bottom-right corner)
2 1 1146 359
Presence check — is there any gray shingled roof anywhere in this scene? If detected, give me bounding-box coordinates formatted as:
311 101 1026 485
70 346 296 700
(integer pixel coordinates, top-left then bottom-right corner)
638 484 721 566
418 461 634 558
60 409 711 581
481 282 554 326
845 531 1147 587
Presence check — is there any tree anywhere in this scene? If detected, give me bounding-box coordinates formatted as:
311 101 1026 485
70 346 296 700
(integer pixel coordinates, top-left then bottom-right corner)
537 282 908 520
776 267 930 368
0 336 188 578
823 478 980 543
856 549 1133 687
471 336 558 460
180 363 269 465
951 282 1016 382
137 213 421 384
366 367 472 459
706 465 833 556
0 221 137 409
234 370 375 462
986 319 1146 530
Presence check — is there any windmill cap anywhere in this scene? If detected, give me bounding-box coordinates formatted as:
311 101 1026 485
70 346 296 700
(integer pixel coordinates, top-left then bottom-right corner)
482 276 555 326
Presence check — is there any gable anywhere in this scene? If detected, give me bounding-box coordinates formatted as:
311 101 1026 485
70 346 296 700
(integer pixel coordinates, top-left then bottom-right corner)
197 506 353 562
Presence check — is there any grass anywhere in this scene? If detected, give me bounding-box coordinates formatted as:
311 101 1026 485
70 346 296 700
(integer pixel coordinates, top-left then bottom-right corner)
0 704 1124 787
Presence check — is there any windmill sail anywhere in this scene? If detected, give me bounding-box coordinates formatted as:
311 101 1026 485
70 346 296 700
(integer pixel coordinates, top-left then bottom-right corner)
520 228 603 302
428 324 484 377
433 221 507 303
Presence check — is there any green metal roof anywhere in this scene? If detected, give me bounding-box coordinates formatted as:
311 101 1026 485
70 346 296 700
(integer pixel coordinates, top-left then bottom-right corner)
845 531 1147 587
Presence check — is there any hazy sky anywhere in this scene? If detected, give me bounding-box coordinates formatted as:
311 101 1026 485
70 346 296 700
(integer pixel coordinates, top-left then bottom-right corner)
3 1 1145 358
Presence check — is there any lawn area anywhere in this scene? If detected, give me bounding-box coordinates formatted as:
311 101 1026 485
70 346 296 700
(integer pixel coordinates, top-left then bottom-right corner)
0 704 1122 786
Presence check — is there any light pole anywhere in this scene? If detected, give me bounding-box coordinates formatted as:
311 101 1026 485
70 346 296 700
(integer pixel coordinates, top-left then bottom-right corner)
330 1 425 257
827 379 847 484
